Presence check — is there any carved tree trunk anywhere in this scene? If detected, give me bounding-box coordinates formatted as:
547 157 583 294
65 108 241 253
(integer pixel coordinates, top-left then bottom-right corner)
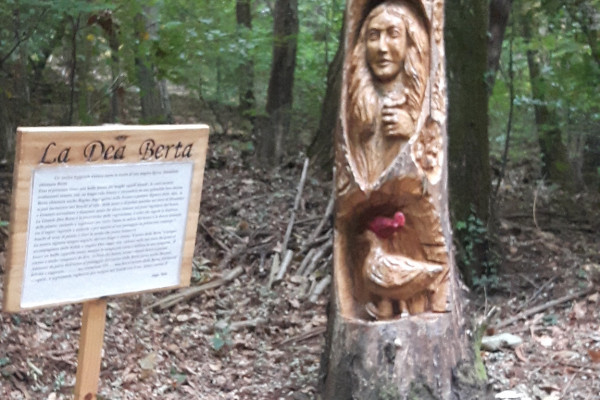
321 1 487 398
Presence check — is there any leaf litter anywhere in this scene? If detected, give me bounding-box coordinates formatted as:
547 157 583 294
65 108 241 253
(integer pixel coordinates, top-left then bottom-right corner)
0 137 598 399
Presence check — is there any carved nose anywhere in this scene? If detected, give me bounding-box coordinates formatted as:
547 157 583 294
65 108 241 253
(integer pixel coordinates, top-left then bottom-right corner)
378 35 389 52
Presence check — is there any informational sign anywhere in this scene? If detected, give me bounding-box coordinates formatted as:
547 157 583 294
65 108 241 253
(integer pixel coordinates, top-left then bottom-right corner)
3 125 209 312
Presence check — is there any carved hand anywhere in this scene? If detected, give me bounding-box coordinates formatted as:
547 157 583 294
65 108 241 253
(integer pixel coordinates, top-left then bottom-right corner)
381 96 414 139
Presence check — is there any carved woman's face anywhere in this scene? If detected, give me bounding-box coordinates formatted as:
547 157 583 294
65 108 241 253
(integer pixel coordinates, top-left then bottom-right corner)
366 11 407 83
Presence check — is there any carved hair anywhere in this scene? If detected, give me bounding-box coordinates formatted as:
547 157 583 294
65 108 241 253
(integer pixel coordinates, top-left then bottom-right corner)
348 1 429 128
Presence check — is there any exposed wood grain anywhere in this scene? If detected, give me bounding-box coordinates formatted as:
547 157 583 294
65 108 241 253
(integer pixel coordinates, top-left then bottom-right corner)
74 299 107 400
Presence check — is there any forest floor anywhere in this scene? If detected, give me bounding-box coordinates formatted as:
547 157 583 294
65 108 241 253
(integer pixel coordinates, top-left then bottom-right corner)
0 127 598 400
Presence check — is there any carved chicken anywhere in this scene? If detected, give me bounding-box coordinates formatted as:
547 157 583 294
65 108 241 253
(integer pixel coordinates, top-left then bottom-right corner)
367 211 406 239
362 211 444 318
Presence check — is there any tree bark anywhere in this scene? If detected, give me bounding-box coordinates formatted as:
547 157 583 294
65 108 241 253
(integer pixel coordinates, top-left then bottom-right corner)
258 0 298 166
0 91 16 163
446 0 492 282
307 19 344 176
487 0 512 93
322 1 487 398
134 9 172 124
66 14 80 126
236 0 255 117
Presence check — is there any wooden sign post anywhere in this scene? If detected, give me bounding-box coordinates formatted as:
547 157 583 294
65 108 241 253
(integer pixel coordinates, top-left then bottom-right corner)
3 125 209 399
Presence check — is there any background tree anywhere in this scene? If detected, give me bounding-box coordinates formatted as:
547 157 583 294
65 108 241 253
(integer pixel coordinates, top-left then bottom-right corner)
306 20 344 176
445 0 492 284
257 0 299 165
236 0 255 118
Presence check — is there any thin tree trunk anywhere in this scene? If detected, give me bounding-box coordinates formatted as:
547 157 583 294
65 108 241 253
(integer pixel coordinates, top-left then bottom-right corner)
487 0 512 93
67 15 81 125
236 0 255 117
134 10 171 124
258 0 298 166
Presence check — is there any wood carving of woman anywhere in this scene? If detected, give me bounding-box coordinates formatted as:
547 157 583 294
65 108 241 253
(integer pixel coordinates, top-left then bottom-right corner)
346 1 429 187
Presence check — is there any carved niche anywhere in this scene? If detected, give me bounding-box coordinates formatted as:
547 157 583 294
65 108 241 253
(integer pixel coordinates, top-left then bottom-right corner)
335 0 449 320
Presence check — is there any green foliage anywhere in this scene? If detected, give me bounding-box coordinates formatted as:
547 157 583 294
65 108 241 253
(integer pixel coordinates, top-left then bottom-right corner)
489 0 600 170
169 366 187 385
211 322 232 352
455 211 499 289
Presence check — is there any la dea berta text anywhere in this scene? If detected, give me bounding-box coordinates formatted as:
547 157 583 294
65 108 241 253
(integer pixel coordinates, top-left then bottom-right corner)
40 138 193 164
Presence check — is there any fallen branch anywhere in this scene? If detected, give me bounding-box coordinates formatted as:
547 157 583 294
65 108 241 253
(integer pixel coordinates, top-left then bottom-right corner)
198 221 229 252
494 287 595 330
274 249 294 283
146 266 244 311
301 190 334 253
279 326 327 346
230 317 267 332
217 244 247 270
281 158 310 254
302 231 332 251
267 253 280 287
297 248 316 276
301 239 332 277
309 275 331 303
518 276 559 312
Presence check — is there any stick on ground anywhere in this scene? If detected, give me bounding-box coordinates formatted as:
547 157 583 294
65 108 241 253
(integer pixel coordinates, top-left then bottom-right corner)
494 287 594 329
147 266 244 311
281 158 310 254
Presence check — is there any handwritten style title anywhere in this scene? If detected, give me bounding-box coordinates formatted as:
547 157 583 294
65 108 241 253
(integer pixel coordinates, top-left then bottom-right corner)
40 139 193 164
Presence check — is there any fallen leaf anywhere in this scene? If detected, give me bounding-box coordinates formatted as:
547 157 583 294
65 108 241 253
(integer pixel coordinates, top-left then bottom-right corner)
139 352 157 371
569 301 586 321
209 362 222 372
289 298 301 309
514 345 528 363
588 349 600 363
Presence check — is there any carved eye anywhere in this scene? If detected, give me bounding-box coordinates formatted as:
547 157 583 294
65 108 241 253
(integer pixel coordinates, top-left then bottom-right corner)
389 27 401 38
368 29 380 41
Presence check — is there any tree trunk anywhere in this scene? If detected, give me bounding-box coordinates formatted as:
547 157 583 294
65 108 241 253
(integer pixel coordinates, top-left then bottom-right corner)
66 14 81 126
521 17 576 189
322 1 487 398
446 0 491 283
258 0 298 166
134 10 171 124
0 91 16 163
307 19 344 176
88 10 124 123
487 0 512 93
236 0 255 117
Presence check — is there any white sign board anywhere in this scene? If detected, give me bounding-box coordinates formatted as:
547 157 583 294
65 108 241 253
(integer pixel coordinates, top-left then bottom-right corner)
22 162 193 308
4 125 209 312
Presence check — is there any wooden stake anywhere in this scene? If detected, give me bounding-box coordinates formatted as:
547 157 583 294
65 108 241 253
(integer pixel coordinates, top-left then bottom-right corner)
74 299 108 400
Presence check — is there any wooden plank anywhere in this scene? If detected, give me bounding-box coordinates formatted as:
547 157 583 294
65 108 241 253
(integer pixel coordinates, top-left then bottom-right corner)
74 299 108 400
3 125 209 312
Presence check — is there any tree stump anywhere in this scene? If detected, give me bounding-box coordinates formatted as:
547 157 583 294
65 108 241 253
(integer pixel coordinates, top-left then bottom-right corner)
321 0 487 398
